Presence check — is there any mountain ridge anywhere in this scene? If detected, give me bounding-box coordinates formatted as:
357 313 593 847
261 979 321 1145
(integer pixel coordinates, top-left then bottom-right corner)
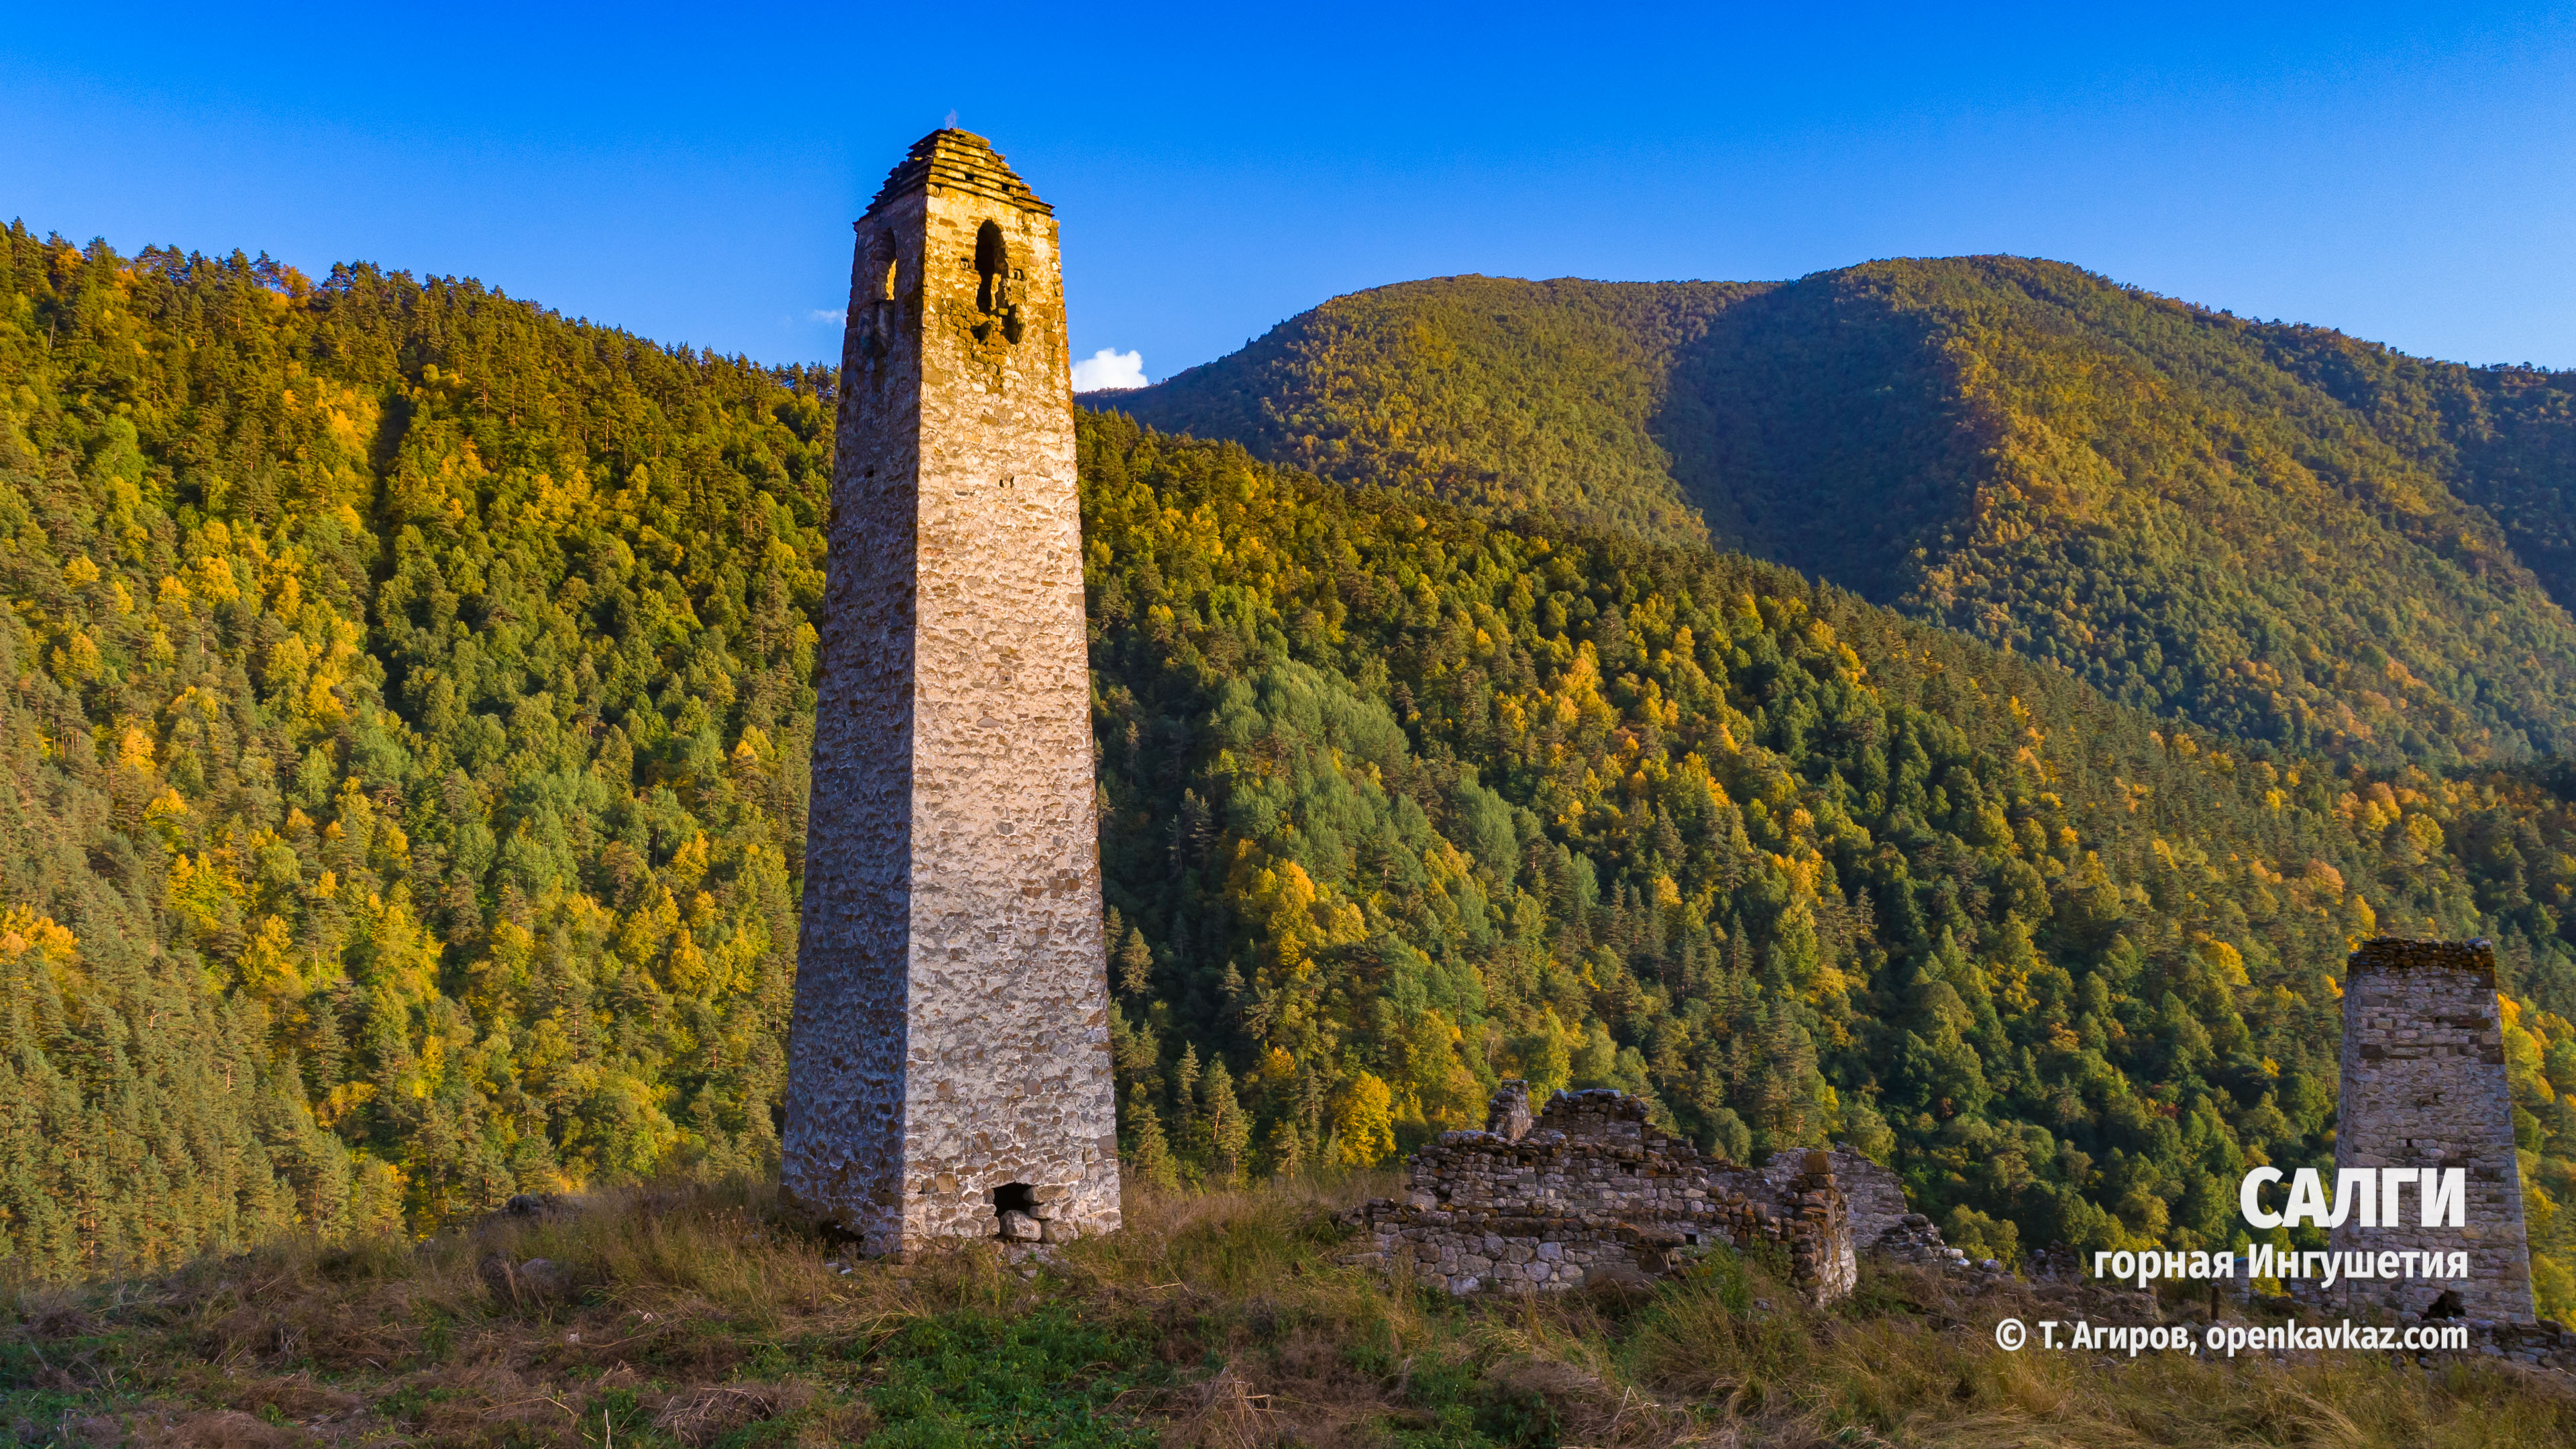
1113 258 2576 768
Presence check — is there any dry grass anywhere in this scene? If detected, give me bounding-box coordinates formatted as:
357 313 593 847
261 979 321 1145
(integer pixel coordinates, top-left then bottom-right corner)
3 1172 2570 1448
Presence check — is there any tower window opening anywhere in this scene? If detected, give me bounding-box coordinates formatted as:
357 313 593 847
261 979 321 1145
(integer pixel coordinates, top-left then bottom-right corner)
869 233 898 301
975 221 1010 313
994 1181 1036 1236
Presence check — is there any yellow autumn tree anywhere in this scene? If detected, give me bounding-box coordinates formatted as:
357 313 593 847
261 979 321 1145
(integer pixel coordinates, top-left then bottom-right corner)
1330 1072 1397 1167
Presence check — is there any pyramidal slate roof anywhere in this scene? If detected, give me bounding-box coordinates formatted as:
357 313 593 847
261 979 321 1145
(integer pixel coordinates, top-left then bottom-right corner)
866 129 1053 217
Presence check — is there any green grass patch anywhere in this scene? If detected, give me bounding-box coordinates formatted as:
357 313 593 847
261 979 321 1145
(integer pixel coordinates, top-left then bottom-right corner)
857 1305 1165 1448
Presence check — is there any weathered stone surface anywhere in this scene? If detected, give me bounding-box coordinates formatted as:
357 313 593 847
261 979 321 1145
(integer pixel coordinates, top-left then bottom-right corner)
1483 1079 1534 1142
2419 1317 2576 1368
781 129 1120 1255
1761 1146 1962 1269
2330 937 2535 1322
1344 1087 1860 1301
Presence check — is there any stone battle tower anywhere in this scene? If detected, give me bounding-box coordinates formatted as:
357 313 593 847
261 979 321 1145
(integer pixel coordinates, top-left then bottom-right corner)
782 131 1120 1255
2332 938 2533 1321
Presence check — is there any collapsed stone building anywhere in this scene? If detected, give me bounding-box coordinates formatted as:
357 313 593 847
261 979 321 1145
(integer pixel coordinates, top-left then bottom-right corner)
1343 1083 1960 1299
1341 934 2570 1374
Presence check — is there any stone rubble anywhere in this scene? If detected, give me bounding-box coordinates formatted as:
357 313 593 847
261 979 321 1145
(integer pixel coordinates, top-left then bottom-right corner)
1763 1144 1967 1270
2418 1317 2576 1369
1325 961 2573 1373
1339 1082 1870 1300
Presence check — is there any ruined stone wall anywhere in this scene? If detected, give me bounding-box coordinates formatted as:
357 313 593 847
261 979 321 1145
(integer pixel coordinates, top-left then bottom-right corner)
782 131 1120 1256
1344 1086 1856 1300
2331 938 2534 1322
2430 1319 2576 1370
1763 1146 1962 1273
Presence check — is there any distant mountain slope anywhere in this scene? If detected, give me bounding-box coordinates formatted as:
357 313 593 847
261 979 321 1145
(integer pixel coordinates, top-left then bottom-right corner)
1115 261 2576 766
2251 321 2576 605
1122 276 1762 546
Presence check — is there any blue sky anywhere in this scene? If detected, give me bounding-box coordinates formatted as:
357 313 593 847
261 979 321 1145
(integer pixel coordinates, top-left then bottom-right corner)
5 4 2571 379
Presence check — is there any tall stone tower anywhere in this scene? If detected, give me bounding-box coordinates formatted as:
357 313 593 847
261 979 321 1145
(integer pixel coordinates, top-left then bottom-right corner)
783 130 1120 1254
2332 938 2533 1321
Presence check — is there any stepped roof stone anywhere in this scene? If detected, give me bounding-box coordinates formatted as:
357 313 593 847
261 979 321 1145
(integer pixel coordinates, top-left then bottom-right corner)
867 129 1053 217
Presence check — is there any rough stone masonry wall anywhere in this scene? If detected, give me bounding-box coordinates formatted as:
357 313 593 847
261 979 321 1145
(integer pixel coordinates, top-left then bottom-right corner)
1764 1146 1962 1270
1343 1086 1858 1299
782 131 1120 1256
2422 1318 2576 1370
2332 937 2534 1322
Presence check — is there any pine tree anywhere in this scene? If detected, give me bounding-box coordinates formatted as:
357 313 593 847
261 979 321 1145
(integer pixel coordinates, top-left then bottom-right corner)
1117 928 1154 996
1122 1087 1181 1193
1171 1043 1204 1171
1203 1059 1250 1185
1264 1117 1305 1181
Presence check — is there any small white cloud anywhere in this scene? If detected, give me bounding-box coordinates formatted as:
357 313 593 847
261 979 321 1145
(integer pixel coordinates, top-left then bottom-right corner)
1072 347 1148 392
811 309 842 323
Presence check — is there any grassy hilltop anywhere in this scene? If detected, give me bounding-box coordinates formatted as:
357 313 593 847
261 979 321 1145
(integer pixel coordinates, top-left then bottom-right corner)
5 225 2576 1348
6 1173 2573 1448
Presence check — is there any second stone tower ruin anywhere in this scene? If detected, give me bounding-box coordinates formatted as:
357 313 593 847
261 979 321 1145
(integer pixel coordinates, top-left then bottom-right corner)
2333 938 2533 1321
782 130 1120 1254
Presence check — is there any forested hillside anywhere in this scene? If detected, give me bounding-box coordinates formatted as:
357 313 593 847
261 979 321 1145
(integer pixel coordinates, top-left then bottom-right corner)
4 228 2575 1322
1117 278 1755 547
1121 263 2576 769
1 232 829 1271
1076 409 2576 1317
